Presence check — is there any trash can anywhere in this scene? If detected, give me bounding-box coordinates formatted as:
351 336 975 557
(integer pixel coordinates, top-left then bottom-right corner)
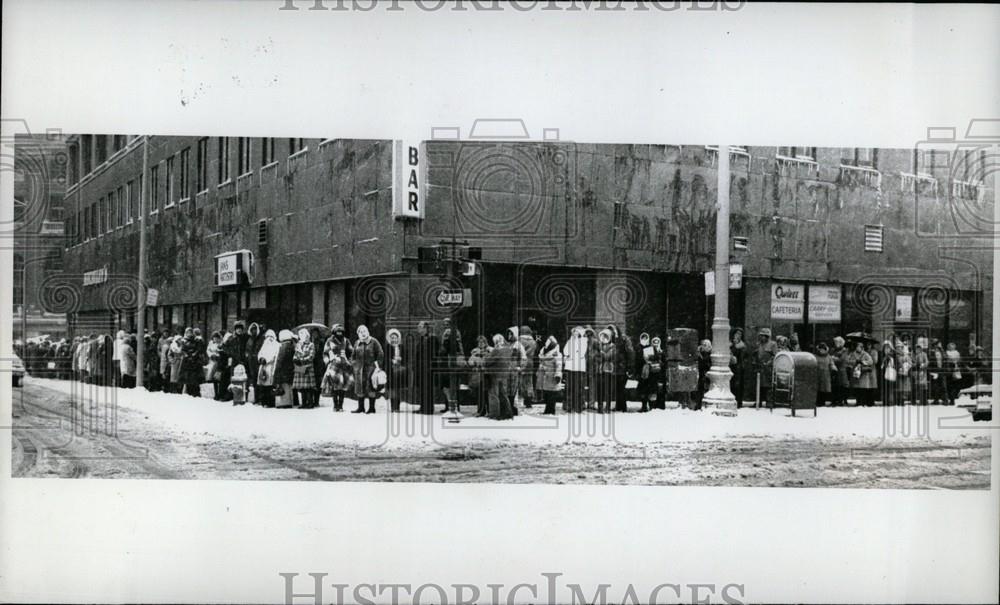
771 351 818 416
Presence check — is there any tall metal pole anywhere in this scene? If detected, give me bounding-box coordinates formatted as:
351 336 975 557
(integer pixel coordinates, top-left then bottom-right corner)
136 136 149 388
703 145 737 416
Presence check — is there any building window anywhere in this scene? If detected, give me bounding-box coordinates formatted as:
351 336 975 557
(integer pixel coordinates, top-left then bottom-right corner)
116 186 124 226
99 195 107 234
179 147 190 199
135 175 142 220
81 135 92 175
217 136 231 184
166 156 177 204
113 135 126 152
151 164 161 211
854 148 878 168
238 137 252 175
778 146 817 161
89 204 97 239
104 192 112 233
196 137 209 192
261 137 276 165
68 143 80 184
288 138 305 156
864 224 884 252
95 136 108 164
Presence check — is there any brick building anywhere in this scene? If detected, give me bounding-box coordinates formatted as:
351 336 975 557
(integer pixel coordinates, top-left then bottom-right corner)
13 133 69 340
57 135 993 362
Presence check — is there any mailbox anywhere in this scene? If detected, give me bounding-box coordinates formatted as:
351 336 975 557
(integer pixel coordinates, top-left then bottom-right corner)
771 351 818 416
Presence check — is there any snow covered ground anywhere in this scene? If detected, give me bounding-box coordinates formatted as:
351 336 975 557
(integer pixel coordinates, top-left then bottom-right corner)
27 377 994 451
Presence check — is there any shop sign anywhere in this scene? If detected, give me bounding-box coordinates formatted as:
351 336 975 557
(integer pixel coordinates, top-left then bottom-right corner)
771 282 804 320
895 294 913 322
704 264 743 296
146 288 159 307
83 265 108 287
808 284 841 323
215 250 253 287
393 140 425 219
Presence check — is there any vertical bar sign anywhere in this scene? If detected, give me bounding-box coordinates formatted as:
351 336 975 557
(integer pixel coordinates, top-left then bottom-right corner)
393 140 425 219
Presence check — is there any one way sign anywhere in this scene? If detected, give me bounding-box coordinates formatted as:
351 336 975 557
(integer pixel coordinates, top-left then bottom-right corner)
436 290 463 306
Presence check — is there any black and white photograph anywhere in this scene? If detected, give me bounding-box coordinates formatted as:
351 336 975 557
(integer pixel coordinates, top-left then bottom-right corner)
10 131 996 487
2 2 998 604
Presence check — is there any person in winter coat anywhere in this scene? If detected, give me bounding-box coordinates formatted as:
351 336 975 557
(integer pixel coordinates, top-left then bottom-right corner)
880 341 897 407
245 322 263 403
831 336 850 406
695 339 712 410
517 325 538 408
753 328 778 406
847 340 876 406
897 342 913 405
537 335 563 415
486 333 514 420
439 321 465 413
562 326 588 413
293 328 317 408
638 333 663 412
352 325 384 414
158 331 172 391
120 336 138 388
273 330 297 409
813 342 836 406
609 324 635 413
944 342 962 405
179 328 204 397
113 329 125 387
310 328 326 407
596 328 616 414
913 344 930 406
384 328 407 413
409 321 438 415
142 334 160 390
255 330 279 407
729 328 748 408
89 335 105 386
168 335 184 393
584 326 601 411
468 335 492 417
322 324 354 412
207 332 223 399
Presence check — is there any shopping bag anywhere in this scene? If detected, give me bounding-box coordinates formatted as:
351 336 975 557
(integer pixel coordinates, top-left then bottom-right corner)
371 363 387 389
884 366 896 382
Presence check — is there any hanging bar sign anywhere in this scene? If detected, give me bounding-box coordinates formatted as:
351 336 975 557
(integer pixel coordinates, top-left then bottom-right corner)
393 140 425 219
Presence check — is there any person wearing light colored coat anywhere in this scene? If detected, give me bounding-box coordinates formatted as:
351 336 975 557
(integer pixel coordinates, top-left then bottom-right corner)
351 325 384 414
562 326 588 413
537 335 563 415
255 330 279 407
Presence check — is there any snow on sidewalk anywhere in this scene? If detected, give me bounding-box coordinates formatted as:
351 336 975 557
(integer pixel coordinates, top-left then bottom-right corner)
29 378 993 450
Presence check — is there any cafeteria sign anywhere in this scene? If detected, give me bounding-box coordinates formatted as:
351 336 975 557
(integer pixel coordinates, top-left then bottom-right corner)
771 283 804 320
808 284 841 323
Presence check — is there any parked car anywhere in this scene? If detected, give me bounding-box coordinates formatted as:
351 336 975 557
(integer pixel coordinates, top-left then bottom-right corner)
12 354 25 387
956 383 991 422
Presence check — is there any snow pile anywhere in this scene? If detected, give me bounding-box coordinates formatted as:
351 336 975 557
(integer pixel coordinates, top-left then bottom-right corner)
29 378 993 450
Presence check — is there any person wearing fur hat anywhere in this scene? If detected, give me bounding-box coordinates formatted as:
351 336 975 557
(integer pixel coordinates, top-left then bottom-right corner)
273 329 297 408
385 328 407 413
229 364 248 405
293 328 318 408
255 330 280 407
323 324 354 412
352 325 384 414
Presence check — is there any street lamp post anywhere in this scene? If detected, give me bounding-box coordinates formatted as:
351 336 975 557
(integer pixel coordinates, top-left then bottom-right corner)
136 136 148 388
703 145 738 416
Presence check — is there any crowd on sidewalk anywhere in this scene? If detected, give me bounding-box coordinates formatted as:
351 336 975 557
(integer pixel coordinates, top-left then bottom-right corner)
15 321 991 417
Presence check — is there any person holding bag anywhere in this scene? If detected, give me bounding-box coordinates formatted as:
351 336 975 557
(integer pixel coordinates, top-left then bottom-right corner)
880 341 897 407
848 340 876 406
384 328 406 413
255 330 279 408
352 325 384 414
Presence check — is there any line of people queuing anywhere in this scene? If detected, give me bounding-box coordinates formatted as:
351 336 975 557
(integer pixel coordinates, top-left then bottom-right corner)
17 323 991 414
735 328 992 408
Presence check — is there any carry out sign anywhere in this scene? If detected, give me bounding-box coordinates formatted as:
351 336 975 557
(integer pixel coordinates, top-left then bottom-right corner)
771 282 804 321
393 140 425 219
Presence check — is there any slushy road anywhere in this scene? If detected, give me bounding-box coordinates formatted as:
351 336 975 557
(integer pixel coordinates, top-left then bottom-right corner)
10 379 991 488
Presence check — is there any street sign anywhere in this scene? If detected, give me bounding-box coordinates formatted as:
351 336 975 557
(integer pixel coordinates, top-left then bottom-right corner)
704 265 743 296
436 290 463 306
146 288 159 307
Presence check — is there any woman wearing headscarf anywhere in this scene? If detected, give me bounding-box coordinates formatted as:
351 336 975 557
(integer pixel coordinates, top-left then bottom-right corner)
409 321 438 415
468 335 492 417
814 342 835 407
207 331 223 399
729 328 747 408
352 325 384 414
255 329 279 407
322 324 354 412
178 328 204 396
537 335 563 415
274 329 297 409
913 344 930 406
385 328 407 413
168 335 184 393
158 330 172 391
944 342 962 405
517 325 538 408
562 326 588 413
120 336 138 389
597 328 616 414
293 328 317 408
486 333 514 420
897 340 913 406
847 340 876 406
637 332 663 413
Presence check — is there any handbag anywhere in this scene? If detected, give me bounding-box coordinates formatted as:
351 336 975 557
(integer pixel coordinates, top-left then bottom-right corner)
884 365 897 382
371 362 387 389
258 365 268 384
853 365 862 379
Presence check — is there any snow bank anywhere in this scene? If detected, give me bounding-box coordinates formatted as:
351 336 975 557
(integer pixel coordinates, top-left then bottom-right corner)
28 378 993 450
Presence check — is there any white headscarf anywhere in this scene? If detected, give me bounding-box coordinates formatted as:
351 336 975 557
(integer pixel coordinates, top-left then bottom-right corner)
258 330 280 362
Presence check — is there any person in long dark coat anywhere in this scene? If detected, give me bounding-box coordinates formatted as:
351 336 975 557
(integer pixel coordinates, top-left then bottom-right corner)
486 334 514 420
637 332 663 413
468 335 491 417
409 321 438 415
310 327 327 407
245 322 263 403
831 336 850 406
273 330 296 408
179 328 204 397
609 324 634 413
352 325 384 414
729 328 748 408
322 324 354 412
